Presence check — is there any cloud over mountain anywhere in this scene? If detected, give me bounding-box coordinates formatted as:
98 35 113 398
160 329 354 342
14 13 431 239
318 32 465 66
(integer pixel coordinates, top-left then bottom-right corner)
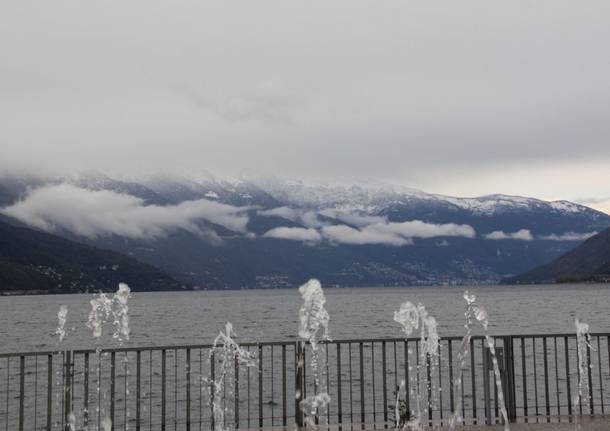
484 229 534 241
1 184 250 240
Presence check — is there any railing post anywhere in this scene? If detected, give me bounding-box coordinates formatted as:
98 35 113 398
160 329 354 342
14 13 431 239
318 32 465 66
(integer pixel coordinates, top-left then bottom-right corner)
19 356 25 431
503 336 517 423
295 341 305 427
64 351 73 431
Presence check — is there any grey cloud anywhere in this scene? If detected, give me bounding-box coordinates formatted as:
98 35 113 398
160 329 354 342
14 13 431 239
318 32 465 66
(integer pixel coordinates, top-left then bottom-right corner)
1 1 610 202
262 227 322 242
258 207 326 228
320 224 412 246
263 218 476 246
484 229 534 241
318 209 387 227
538 232 597 241
1 184 250 240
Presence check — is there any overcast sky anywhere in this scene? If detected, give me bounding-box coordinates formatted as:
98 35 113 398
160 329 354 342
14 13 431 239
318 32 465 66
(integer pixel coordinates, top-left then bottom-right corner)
1 1 609 212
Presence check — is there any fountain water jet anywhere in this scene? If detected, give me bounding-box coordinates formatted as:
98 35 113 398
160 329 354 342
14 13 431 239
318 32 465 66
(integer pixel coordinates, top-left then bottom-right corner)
205 322 257 431
85 283 132 431
448 291 509 431
574 318 591 430
393 301 440 430
297 279 331 428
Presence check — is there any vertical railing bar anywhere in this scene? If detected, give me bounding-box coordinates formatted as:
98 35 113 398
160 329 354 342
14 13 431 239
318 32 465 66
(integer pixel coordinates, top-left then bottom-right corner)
438 341 443 423
84 352 89 429
210 352 215 431
404 341 410 421
349 343 354 425
393 341 398 407
294 342 303 428
553 338 560 417
247 346 251 429
4 357 9 431
271 346 274 427
564 336 572 418
482 339 491 425
124 352 128 431
47 354 52 431
521 337 527 420
543 337 550 421
282 344 287 427
34 354 39 431
97 353 102 430
449 339 454 416
336 343 342 425
149 350 152 430
258 345 263 429
587 338 593 415
382 341 388 427
162 349 166 431
110 351 115 431
470 338 476 424
233 351 239 430
371 342 376 424
359 342 366 429
64 351 72 431
199 349 202 431
532 339 539 418
19 356 24 431
186 348 191 431
175 349 178 431
596 336 604 415
426 351 432 425
136 351 141 431
577 338 582 415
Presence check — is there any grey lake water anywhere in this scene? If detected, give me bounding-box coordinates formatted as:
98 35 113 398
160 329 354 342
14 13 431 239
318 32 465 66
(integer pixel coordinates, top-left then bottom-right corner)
1 283 610 353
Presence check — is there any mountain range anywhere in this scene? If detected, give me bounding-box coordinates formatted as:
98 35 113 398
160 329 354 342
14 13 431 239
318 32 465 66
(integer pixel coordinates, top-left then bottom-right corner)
504 227 610 284
0 215 186 294
1 171 609 291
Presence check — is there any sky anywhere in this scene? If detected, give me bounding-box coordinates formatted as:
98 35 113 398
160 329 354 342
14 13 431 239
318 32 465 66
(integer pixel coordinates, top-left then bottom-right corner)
1 1 609 212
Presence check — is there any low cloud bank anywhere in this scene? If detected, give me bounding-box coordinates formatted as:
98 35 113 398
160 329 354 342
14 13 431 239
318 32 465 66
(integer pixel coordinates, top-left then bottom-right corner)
1 184 250 240
258 206 325 228
539 232 597 241
263 227 322 242
484 229 534 241
261 211 476 246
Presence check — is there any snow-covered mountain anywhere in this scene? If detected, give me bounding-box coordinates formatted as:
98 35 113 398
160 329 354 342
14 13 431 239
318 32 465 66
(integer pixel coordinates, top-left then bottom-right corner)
1 172 608 289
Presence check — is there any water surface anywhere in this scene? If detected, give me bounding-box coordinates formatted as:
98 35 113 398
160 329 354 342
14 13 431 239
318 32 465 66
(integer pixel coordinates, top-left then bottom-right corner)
1 284 609 353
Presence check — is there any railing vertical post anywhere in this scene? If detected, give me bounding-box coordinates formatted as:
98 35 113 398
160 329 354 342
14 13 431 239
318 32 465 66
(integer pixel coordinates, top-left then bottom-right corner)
19 355 25 431
161 349 166 431
233 352 238 429
258 345 263 428
295 342 305 427
482 343 491 425
336 342 342 425
47 354 52 431
186 348 191 431
84 353 89 429
64 351 72 431
503 336 517 423
586 337 594 415
110 351 115 431
136 350 141 431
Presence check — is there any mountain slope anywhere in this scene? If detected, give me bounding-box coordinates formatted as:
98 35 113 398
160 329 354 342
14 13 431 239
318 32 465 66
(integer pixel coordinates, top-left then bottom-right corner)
2 173 610 288
0 218 187 294
503 227 610 284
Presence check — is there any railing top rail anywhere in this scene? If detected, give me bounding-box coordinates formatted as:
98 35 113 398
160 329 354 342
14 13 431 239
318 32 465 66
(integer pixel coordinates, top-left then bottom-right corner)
2 332 608 358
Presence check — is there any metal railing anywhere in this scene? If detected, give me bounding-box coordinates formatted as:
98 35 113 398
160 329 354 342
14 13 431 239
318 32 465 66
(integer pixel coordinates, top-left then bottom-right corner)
1 333 609 430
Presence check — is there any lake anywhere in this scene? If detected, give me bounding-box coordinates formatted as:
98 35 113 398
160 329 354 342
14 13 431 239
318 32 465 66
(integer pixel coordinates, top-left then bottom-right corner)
1 283 609 353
